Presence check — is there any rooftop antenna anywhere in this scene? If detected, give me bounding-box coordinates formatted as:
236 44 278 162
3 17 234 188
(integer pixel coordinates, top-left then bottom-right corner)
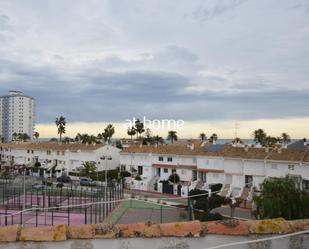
234 121 240 139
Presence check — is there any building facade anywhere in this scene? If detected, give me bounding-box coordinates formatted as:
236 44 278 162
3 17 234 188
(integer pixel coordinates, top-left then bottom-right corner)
120 140 309 196
0 90 35 142
0 142 120 177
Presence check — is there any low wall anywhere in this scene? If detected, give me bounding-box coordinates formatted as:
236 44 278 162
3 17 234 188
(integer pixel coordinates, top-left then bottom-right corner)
0 218 308 249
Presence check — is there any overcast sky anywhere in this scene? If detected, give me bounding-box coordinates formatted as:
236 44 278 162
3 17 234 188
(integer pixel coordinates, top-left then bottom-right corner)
0 0 309 138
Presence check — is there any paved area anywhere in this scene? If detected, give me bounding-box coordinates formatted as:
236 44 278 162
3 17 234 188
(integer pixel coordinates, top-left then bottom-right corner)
128 189 252 220
117 208 182 224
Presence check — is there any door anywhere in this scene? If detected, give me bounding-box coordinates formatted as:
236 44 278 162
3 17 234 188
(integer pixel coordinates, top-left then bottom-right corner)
245 175 253 187
225 174 232 184
156 168 161 177
138 166 143 176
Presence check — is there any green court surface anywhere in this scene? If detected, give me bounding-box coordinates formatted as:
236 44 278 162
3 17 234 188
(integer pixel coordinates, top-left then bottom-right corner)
106 199 175 224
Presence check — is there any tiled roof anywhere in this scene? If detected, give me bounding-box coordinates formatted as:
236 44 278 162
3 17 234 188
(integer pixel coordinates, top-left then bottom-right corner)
0 142 105 151
152 163 197 169
121 142 309 163
121 141 206 156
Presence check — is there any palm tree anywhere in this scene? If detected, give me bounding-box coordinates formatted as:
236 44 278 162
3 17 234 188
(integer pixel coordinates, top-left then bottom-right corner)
167 131 178 143
81 161 97 178
103 124 115 144
252 129 267 146
199 133 206 141
134 119 145 141
34 132 39 142
153 135 164 145
55 116 66 142
280 133 291 145
127 128 136 142
209 133 218 144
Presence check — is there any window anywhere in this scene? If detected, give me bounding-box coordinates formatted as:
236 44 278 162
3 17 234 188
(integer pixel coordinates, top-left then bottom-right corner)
57 151 60 155
213 173 219 178
158 156 163 161
167 157 173 162
46 150 51 155
172 169 176 174
62 151 65 155
31 150 34 154
271 163 277 169
288 164 295 170
181 170 186 175
163 168 168 173
27 150 30 153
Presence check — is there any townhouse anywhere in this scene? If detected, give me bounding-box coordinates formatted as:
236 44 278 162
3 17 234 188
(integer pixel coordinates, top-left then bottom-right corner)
120 140 309 196
0 142 120 177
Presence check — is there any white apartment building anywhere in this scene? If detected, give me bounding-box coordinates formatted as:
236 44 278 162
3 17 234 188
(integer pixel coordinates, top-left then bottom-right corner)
0 142 120 177
120 140 309 196
0 90 35 142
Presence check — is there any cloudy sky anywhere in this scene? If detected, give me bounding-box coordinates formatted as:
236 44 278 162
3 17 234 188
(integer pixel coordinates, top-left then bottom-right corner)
0 0 309 138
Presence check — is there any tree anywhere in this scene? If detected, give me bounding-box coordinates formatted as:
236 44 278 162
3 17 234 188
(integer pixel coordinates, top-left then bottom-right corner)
153 135 164 145
81 161 97 178
280 133 291 145
50 138 58 142
167 131 178 143
199 133 206 141
252 129 267 146
264 136 278 147
209 133 218 144
189 187 225 221
168 173 180 184
17 133 30 142
103 124 115 144
127 128 136 141
253 176 309 220
12 132 18 141
34 132 39 142
55 116 66 142
134 119 145 141
232 137 243 144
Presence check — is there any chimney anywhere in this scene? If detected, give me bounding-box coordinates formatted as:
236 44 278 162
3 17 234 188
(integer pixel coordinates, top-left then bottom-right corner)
139 143 143 148
265 147 269 153
244 145 249 152
187 143 194 150
278 147 282 154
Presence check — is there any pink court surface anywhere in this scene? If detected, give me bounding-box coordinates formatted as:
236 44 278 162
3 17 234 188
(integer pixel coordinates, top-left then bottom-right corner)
0 194 103 227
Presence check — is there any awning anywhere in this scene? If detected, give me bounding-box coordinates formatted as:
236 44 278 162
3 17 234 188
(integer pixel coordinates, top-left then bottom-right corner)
197 168 224 173
152 164 197 170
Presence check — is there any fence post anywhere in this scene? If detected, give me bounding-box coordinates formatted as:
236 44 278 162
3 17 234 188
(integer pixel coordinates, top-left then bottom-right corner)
160 205 163 223
84 207 87 224
5 206 7 226
187 196 193 221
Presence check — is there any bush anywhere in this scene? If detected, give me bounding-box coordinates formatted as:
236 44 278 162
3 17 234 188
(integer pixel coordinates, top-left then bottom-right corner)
210 183 223 193
168 173 180 184
253 176 309 219
120 171 131 178
135 175 142 181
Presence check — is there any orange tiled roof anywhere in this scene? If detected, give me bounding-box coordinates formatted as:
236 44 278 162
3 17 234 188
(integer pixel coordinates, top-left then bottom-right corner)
122 142 309 163
0 142 105 151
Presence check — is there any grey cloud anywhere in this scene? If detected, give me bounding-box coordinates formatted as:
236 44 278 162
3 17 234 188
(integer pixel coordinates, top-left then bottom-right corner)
0 0 308 125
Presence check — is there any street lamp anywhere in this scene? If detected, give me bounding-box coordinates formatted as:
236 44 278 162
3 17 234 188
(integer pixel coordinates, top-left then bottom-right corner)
100 156 112 219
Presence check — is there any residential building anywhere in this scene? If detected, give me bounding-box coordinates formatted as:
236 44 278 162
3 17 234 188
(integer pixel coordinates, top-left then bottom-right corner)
0 142 120 177
0 90 35 142
120 140 309 196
